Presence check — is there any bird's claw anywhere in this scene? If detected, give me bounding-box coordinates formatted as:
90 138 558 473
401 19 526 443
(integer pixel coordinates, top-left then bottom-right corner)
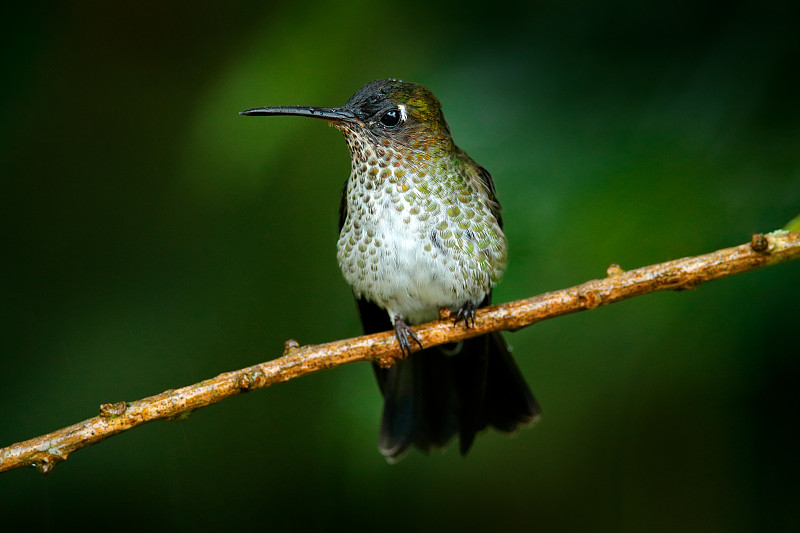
453 302 476 329
393 316 423 356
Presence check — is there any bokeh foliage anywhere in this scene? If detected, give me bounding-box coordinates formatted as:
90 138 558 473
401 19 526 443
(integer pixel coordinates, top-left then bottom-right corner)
2 1 798 531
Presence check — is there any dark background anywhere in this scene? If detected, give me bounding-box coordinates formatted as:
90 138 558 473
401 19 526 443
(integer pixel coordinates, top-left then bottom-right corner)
2 1 798 531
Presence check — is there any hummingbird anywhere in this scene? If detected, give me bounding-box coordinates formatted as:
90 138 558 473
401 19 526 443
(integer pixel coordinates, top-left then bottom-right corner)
241 78 540 461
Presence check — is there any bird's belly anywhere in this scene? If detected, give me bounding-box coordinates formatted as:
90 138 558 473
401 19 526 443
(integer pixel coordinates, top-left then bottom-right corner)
337 208 496 324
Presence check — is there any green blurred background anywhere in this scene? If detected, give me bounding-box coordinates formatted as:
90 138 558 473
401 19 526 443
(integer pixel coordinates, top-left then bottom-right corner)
2 1 799 531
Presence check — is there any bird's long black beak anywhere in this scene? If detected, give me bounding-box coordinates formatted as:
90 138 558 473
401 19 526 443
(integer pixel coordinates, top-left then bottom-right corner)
239 105 359 123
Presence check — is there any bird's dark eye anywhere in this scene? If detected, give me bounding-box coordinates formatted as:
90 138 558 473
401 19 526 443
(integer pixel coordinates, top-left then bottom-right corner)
380 108 401 127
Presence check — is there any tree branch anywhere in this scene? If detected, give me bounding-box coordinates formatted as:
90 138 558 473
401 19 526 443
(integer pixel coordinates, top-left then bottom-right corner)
2 231 799 474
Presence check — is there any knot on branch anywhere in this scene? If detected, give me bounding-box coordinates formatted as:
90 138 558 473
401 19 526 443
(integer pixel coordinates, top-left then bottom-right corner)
377 354 400 369
750 233 770 253
33 453 67 475
237 370 266 391
577 289 603 309
99 401 128 417
283 339 300 355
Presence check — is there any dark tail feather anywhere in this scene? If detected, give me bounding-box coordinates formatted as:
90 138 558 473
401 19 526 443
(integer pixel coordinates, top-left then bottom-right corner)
374 332 540 461
373 350 459 462
483 332 541 432
451 335 490 454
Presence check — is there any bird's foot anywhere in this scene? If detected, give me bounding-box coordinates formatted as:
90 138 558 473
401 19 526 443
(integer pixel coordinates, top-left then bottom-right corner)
452 302 476 329
393 316 423 357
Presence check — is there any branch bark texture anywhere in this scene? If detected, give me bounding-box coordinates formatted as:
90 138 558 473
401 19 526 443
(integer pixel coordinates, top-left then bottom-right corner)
2 231 798 474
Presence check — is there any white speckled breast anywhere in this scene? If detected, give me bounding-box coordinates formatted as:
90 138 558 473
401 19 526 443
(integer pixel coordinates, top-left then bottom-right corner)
336 129 507 325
